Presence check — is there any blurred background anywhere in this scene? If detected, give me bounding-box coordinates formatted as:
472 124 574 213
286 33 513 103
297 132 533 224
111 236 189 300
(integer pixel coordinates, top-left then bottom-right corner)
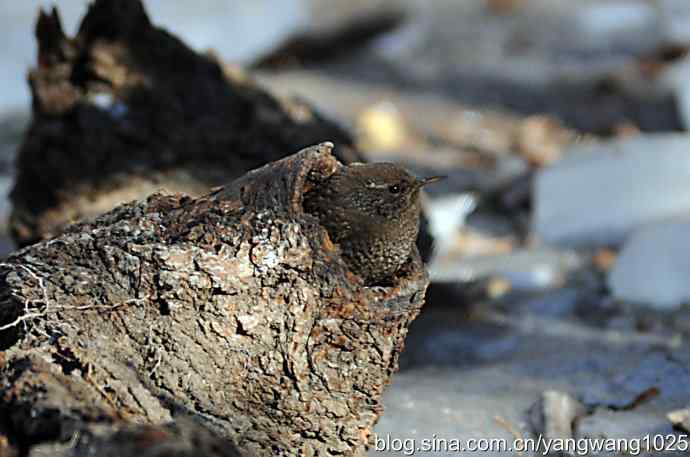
3 0 690 455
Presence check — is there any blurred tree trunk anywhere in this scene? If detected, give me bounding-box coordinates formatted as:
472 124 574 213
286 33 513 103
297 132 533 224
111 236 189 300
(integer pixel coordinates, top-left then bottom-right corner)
0 144 429 456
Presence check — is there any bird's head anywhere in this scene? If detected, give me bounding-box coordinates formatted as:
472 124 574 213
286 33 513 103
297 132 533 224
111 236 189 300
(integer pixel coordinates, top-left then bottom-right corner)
337 163 443 219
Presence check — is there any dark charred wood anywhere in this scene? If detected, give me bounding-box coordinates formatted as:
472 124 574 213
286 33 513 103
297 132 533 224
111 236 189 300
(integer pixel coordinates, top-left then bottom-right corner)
12 0 361 247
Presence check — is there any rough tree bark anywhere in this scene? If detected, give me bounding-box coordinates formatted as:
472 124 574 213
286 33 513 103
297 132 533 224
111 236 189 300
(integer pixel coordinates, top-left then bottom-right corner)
0 143 429 456
11 0 360 247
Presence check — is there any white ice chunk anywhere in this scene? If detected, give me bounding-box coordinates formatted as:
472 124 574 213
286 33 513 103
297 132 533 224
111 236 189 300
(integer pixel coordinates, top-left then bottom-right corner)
534 134 690 247
661 57 690 130
425 192 477 258
575 1 657 46
609 217 690 310
429 248 582 292
657 0 690 44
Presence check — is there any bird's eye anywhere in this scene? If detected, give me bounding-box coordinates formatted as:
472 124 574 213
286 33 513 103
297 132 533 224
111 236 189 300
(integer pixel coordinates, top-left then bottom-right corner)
388 184 401 194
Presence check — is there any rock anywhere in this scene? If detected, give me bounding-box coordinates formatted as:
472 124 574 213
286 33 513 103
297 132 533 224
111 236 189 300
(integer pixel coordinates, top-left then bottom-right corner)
534 134 690 247
609 217 690 309
528 390 586 445
668 408 690 432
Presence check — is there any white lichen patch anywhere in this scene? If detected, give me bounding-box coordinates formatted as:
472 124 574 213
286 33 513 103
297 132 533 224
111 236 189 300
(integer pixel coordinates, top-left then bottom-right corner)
281 222 312 269
236 314 261 335
197 242 255 292
251 242 281 272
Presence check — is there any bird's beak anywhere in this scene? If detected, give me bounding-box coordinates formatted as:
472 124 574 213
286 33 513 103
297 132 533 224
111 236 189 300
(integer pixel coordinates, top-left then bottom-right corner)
416 176 445 189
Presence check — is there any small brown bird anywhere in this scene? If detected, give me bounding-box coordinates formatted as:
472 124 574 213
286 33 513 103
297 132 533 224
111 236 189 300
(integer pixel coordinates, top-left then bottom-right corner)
304 162 442 285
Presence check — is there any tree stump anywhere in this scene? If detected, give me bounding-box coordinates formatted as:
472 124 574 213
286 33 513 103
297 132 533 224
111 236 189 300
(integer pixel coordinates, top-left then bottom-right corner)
0 143 429 456
11 0 360 247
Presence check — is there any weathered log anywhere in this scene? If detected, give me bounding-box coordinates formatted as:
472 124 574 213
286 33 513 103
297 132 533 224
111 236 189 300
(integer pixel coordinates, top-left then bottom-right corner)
0 143 429 456
11 0 360 247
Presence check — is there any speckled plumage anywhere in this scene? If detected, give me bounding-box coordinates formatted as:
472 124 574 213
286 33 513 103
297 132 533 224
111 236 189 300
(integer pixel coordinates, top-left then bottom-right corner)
304 162 440 285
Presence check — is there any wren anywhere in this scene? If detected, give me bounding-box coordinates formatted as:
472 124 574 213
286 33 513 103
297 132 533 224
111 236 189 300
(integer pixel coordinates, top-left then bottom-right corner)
304 162 442 285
